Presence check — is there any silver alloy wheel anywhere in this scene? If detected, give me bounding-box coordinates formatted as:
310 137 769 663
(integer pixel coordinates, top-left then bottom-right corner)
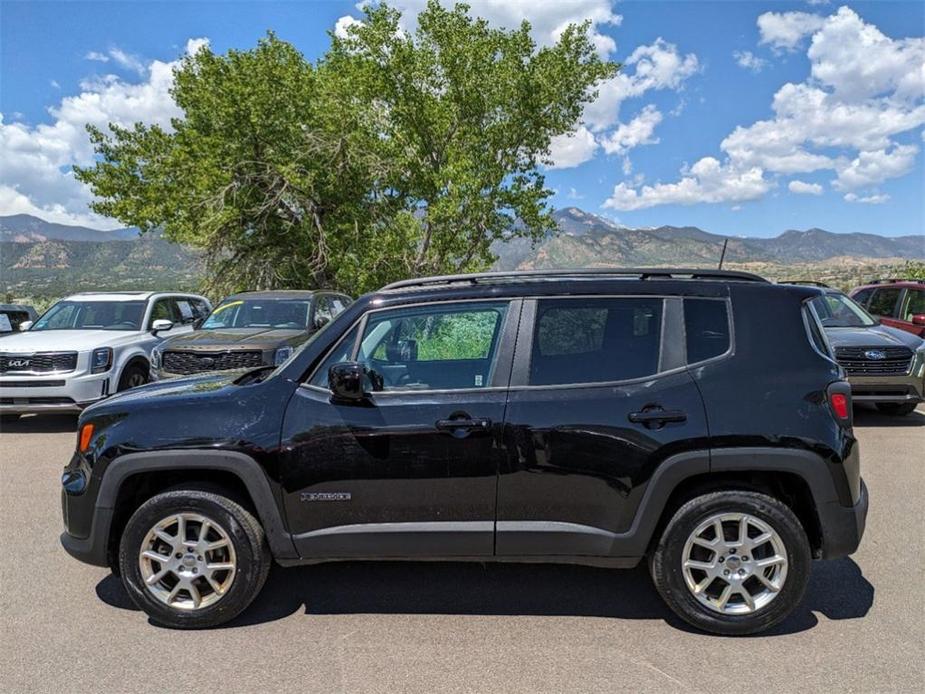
681 512 788 615
138 513 237 610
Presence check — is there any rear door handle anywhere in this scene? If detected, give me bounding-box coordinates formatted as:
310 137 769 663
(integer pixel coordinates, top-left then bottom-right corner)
436 417 492 431
628 408 687 429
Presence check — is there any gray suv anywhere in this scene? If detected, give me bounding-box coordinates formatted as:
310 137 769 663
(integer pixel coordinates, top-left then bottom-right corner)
807 289 925 415
151 290 352 380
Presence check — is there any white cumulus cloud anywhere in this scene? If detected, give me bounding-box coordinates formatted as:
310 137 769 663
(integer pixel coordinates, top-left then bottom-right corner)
606 6 924 210
600 104 662 155
0 38 209 227
733 50 768 73
788 180 823 195
602 157 772 211
547 126 599 169
844 192 890 204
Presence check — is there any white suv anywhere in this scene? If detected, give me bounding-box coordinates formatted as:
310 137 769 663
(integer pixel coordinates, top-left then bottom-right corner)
0 291 210 421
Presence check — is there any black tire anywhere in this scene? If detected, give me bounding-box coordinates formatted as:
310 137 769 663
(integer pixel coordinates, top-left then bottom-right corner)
118 488 271 629
650 490 811 636
875 402 918 416
117 363 148 392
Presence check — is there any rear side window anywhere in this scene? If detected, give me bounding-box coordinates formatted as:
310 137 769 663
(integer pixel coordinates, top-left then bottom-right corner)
901 289 925 321
867 288 901 317
684 299 730 363
530 298 663 385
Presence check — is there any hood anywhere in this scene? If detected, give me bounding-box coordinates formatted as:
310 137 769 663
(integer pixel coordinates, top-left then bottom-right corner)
0 329 140 353
825 323 924 350
84 370 243 415
161 327 311 351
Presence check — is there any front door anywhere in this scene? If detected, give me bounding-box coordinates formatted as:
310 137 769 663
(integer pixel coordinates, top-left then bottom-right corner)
497 295 711 557
280 299 520 559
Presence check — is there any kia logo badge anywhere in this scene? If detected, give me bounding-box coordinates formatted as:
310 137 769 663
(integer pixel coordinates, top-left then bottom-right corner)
200 357 215 367
8 359 30 368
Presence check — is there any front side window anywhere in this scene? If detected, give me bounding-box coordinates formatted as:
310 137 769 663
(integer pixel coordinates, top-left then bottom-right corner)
201 299 312 330
809 293 877 328
685 298 730 363
851 287 874 308
314 302 508 392
866 288 901 317
530 298 663 385
32 301 146 331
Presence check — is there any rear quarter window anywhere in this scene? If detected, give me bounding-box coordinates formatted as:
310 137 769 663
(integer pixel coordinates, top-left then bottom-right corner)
867 288 901 317
684 299 730 363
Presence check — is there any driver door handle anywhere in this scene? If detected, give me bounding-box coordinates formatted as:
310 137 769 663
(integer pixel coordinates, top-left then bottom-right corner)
435 417 492 431
628 407 687 429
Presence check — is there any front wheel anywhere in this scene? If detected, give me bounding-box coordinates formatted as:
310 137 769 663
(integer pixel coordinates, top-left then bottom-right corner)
117 364 148 392
875 402 918 416
650 490 811 635
118 488 271 629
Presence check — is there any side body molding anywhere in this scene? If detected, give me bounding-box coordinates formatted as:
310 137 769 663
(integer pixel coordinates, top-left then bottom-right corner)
95 450 297 561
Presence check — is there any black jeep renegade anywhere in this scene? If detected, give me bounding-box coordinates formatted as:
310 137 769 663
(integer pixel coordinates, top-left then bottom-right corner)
60 269 868 634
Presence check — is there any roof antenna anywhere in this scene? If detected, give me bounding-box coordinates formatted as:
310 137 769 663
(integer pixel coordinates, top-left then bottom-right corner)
718 238 729 270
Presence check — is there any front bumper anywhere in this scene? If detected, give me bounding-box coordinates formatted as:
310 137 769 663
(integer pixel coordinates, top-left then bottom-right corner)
0 371 113 413
846 372 924 403
818 478 869 560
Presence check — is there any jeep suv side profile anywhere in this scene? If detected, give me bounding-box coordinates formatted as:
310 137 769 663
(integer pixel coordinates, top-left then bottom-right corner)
59 270 868 635
0 291 210 421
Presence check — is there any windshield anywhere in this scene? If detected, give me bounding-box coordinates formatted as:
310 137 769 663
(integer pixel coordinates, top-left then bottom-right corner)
810 293 877 328
31 300 146 331
201 299 312 330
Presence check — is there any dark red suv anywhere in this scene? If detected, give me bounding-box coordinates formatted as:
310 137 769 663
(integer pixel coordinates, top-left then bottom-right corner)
850 279 925 338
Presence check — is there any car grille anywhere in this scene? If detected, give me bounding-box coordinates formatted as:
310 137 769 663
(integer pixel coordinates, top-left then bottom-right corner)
0 397 74 405
162 350 264 375
0 352 78 374
0 380 66 388
835 346 913 376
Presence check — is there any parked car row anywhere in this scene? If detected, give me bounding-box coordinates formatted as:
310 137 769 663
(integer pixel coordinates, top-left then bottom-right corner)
0 290 352 421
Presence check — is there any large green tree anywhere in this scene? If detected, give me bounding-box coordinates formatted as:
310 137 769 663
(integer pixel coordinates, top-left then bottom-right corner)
76 1 616 294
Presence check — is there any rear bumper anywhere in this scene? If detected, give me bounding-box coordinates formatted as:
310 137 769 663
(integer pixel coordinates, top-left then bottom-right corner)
818 478 869 560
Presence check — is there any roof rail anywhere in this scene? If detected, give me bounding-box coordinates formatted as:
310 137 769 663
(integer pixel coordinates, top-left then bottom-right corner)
70 290 152 295
778 280 831 288
869 278 916 284
380 268 769 291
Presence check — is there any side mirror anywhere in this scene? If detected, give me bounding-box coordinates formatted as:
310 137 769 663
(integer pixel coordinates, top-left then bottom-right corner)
329 362 366 402
151 319 173 334
912 314 925 326
314 314 331 330
19 321 33 331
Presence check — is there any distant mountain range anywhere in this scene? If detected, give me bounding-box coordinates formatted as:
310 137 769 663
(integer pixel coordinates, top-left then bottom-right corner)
2 211 923 298
492 208 925 270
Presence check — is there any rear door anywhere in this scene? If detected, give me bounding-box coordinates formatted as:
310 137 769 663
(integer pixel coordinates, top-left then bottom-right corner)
497 294 711 557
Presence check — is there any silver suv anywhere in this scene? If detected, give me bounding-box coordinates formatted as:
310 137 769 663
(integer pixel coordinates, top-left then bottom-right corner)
0 291 210 421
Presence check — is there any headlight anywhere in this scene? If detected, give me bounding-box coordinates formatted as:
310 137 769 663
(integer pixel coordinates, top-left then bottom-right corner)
151 346 162 368
274 346 293 366
90 347 113 374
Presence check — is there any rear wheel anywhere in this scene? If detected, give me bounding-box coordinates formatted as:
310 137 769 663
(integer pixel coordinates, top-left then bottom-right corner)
650 490 811 635
119 488 271 629
875 402 918 416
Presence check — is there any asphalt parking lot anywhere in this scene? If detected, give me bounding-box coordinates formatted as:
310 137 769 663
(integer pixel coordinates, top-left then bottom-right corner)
1 406 923 693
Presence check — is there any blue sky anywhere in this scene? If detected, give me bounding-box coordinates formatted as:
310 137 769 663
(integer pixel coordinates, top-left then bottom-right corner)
1 1 923 238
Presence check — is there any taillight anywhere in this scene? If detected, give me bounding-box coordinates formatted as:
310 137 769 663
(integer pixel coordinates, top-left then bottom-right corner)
830 392 849 420
78 423 94 452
